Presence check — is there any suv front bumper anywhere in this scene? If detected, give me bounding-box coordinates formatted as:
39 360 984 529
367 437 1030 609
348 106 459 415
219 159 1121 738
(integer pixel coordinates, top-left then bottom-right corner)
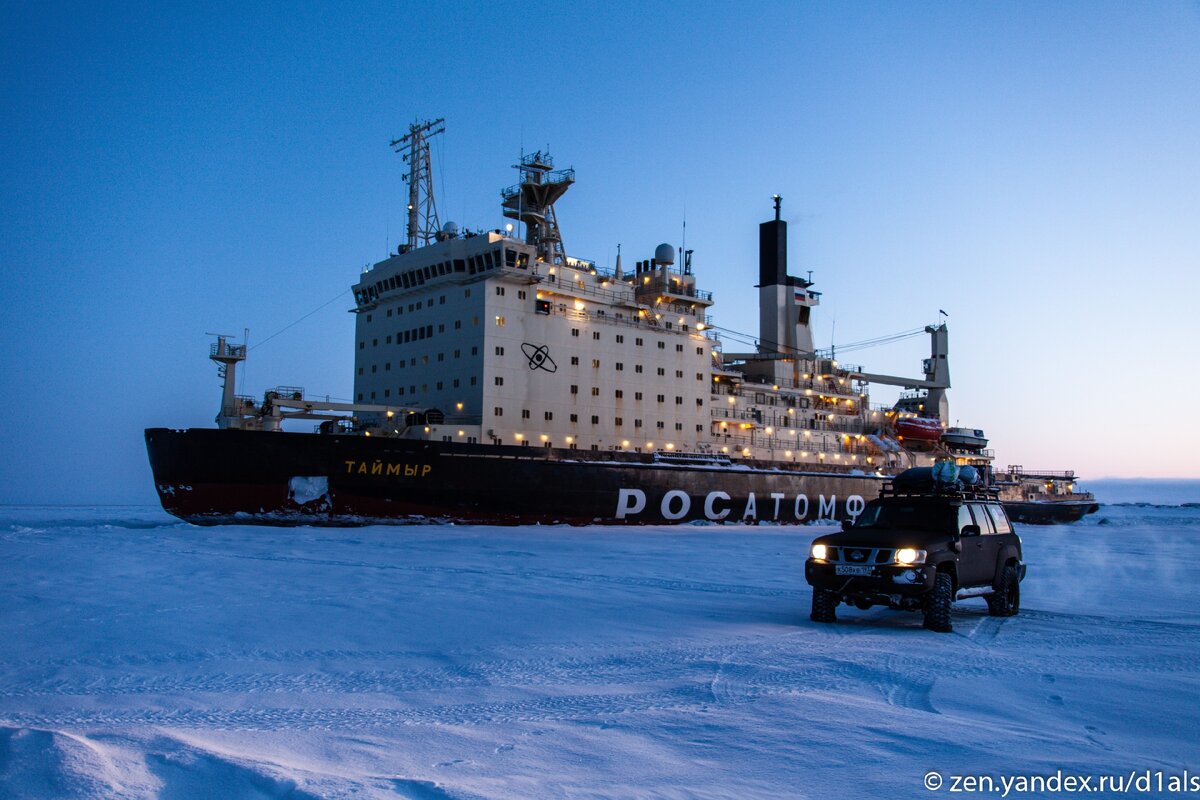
805 558 937 597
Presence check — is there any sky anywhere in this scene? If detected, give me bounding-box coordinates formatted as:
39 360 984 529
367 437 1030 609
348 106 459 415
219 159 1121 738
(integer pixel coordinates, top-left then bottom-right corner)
2 1 1198 504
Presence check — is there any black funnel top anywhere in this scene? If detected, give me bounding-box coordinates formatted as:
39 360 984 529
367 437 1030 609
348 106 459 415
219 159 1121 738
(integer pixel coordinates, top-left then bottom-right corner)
759 201 786 286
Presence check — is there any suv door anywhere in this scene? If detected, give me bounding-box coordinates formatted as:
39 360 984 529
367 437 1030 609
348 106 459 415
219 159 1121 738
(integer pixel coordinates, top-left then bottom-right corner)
969 503 1007 586
958 504 996 586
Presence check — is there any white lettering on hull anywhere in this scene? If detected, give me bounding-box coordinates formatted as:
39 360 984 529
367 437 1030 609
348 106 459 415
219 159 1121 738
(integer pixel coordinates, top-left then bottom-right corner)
613 488 868 523
661 490 691 520
615 488 647 519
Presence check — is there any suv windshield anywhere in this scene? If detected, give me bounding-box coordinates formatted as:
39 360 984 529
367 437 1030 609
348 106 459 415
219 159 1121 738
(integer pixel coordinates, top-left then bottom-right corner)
853 499 960 534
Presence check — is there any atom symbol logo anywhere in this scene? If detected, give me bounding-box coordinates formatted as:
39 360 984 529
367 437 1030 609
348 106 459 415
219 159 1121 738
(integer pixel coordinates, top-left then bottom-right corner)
521 342 557 373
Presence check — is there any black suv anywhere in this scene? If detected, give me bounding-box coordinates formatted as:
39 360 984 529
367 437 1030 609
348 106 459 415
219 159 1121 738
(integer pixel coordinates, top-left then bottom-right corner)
804 477 1025 632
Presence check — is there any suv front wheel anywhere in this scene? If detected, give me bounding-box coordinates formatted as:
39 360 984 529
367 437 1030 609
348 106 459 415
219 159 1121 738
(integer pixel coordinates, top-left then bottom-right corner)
810 588 838 624
923 571 954 633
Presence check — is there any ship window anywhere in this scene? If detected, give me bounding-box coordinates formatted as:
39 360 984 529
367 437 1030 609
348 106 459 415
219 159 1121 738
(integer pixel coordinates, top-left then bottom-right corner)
505 249 517 267
357 393 363 401
422 356 429 365
591 387 600 396
494 407 503 416
410 384 417 393
656 421 664 429
658 342 665 349
436 381 443 390
676 344 684 352
696 373 703 380
440 262 448 275
635 365 643 374
454 349 460 358
570 413 578 423
495 316 505 326
484 251 494 268
440 295 446 304
438 324 444 333
636 338 644 346
615 390 623 398
615 363 623 371
571 357 580 365
756 393 766 403
635 392 643 400
694 424 701 432
453 379 459 388
472 316 479 326
370 391 376 400
592 359 600 368
634 419 642 428
418 328 426 340
676 397 683 405
397 387 404 396
357 367 363 375
616 335 624 343
495 377 504 386
591 415 599 425
496 346 504 356
496 287 505 296
522 409 530 419
366 314 373 323
696 398 704 407
544 411 553 421
572 329 580 337
386 335 392 343
675 370 683 378
437 353 444 362
570 385 578 394
359 341 365 350
696 347 703 355
657 395 665 403
470 377 476 385
455 259 466 273
373 338 378 346
592 331 600 340
385 363 391 371
518 290 526 300
471 346 478 355
666 323 673 330
455 320 462 329
615 417 623 426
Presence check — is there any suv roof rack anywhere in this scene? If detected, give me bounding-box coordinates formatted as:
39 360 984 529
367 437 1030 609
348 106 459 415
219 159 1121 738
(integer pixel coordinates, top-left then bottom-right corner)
879 483 1001 502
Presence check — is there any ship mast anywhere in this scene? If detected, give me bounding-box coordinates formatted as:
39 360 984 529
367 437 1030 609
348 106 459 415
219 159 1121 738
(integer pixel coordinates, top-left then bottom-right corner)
501 151 574 266
390 118 445 250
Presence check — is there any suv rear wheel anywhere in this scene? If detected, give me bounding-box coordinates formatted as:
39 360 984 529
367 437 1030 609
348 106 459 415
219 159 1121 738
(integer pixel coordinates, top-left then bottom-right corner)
986 564 1020 617
810 588 838 624
923 571 954 633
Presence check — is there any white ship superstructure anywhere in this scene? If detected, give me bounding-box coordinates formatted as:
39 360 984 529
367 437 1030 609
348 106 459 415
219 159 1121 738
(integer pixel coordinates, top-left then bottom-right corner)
349 125 959 473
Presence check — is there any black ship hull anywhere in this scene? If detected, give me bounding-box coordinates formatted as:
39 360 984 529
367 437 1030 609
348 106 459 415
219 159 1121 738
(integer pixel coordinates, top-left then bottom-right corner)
1002 499 1100 525
145 428 889 526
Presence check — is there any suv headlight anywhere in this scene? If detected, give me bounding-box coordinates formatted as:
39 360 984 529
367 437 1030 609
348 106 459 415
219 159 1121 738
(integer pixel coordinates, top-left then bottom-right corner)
811 544 828 561
894 547 926 565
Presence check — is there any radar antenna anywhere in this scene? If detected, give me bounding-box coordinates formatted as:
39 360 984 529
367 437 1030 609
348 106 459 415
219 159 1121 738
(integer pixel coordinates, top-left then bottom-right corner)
501 151 574 266
390 118 445 250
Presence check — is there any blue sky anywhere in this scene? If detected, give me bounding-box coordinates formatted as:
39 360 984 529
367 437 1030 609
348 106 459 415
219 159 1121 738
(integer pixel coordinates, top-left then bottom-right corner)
2 1 1198 503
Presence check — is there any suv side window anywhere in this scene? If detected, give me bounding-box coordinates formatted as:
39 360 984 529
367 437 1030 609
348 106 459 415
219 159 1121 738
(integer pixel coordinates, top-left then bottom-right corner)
956 505 974 534
969 503 996 534
985 504 1013 534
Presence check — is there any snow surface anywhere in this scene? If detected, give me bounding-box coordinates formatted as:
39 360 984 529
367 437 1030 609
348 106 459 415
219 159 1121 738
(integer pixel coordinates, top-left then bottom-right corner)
2 503 1199 799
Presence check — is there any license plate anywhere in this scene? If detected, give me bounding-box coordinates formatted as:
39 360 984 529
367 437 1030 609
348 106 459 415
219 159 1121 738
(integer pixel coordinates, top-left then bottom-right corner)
835 565 873 576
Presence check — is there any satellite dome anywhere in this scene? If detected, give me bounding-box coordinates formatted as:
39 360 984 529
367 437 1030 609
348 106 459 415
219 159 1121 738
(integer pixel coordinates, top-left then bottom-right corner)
654 243 675 265
442 221 459 235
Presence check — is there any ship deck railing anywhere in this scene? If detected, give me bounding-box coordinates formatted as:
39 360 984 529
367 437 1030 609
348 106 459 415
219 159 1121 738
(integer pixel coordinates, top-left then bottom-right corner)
1003 467 1076 479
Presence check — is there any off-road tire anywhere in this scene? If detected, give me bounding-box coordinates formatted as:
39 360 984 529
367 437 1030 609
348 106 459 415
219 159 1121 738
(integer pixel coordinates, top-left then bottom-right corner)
923 571 954 633
986 564 1020 617
810 588 838 623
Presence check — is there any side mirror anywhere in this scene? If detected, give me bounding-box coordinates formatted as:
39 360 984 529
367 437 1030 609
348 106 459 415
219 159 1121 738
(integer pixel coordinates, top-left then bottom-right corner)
841 518 855 532
961 524 981 537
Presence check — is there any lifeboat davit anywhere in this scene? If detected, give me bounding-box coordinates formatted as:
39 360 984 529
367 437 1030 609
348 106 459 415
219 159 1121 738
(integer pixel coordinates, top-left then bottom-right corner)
895 417 944 441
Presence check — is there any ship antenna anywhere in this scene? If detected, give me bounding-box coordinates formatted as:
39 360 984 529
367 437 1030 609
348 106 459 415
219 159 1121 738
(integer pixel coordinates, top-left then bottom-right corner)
389 117 445 249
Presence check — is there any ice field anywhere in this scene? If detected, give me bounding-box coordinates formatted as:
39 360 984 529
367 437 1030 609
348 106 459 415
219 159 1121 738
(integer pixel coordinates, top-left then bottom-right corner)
2 500 1199 798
